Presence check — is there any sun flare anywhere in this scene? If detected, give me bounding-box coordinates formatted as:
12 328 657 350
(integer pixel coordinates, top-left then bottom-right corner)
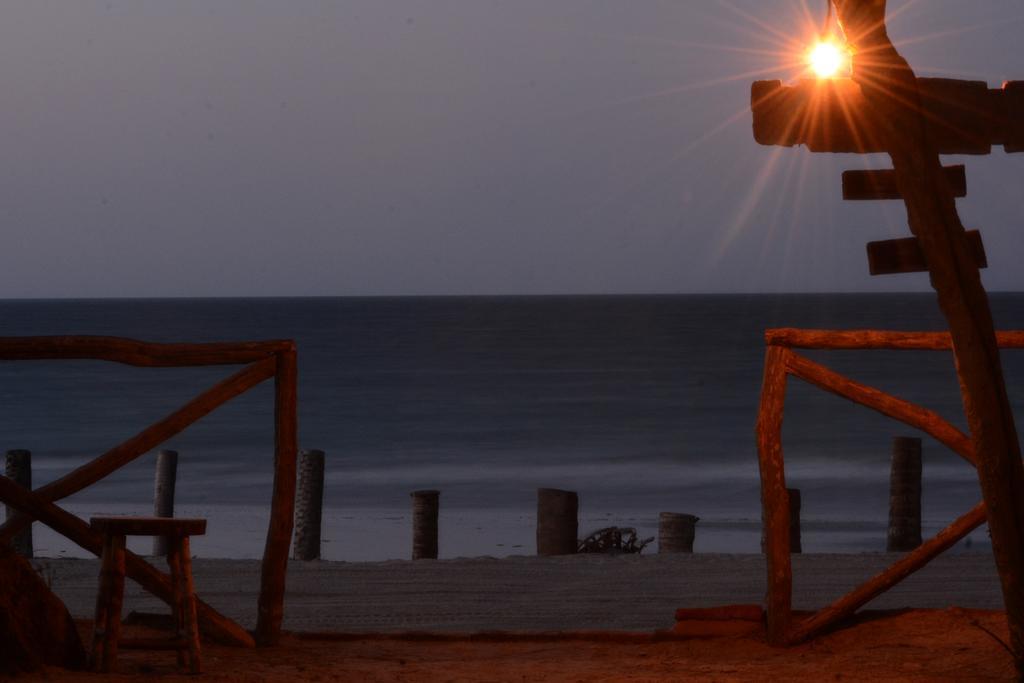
807 40 849 79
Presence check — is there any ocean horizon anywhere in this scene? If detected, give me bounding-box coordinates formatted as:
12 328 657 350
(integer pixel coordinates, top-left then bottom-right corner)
1 293 1018 559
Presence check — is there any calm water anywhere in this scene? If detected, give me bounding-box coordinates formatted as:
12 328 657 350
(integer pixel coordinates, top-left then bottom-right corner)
2 294 1022 557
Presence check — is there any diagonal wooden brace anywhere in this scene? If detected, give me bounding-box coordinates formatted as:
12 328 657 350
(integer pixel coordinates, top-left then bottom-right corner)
0 357 276 544
0 471 254 647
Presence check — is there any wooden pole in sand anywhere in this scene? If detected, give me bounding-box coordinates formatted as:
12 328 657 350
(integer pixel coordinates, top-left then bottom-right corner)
151 449 178 557
4 450 32 558
832 1 1024 669
411 490 440 560
887 437 922 552
292 449 325 561
536 488 578 556
659 513 698 553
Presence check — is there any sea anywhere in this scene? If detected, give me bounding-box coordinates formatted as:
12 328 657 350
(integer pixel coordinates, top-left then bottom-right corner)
1 294 1021 561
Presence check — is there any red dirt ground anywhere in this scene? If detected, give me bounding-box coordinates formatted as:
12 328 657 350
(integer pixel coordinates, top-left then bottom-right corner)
17 609 1019 681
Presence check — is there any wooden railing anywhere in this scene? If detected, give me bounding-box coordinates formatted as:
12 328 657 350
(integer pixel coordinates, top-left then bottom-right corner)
0 336 298 647
756 328 1024 644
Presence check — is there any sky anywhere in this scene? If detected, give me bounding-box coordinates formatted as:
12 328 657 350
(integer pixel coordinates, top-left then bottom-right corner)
3 0 1024 297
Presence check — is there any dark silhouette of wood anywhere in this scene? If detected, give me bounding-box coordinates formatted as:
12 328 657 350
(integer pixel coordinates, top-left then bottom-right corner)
752 77 1020 154
293 449 326 561
411 490 441 560
658 513 699 553
152 449 178 557
256 347 298 646
4 449 33 557
0 544 85 674
536 488 579 556
888 437 923 552
867 230 986 275
831 0 1024 671
843 166 966 200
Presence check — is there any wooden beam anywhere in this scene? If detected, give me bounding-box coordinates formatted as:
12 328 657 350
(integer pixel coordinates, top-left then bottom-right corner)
843 166 966 200
765 328 1024 350
752 78 1013 155
0 336 290 366
866 230 986 276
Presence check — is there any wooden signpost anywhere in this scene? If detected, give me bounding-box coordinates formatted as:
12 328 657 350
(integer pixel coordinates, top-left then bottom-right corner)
750 0 1024 673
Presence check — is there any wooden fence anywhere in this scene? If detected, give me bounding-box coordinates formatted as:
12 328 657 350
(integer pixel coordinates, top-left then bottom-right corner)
0 336 298 647
757 328 1024 645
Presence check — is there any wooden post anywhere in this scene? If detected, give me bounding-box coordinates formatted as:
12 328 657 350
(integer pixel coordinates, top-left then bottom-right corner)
151 450 178 557
888 437 923 552
658 513 698 553
410 490 440 560
292 449 325 561
787 488 802 554
757 345 793 644
256 346 298 646
536 488 578 556
4 450 32 558
833 2 1024 670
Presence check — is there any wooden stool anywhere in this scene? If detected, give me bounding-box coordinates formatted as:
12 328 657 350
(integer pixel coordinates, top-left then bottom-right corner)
88 516 207 674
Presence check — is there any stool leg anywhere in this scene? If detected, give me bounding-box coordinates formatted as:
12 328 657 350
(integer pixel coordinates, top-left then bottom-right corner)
89 534 113 671
102 534 126 673
179 536 202 674
167 538 186 668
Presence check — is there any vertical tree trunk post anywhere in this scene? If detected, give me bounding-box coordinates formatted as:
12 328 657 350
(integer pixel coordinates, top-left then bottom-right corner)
658 512 699 553
292 449 326 561
888 437 923 552
5 450 33 558
536 488 578 556
256 346 298 647
833 2 1024 670
788 488 802 554
410 490 440 560
152 450 178 557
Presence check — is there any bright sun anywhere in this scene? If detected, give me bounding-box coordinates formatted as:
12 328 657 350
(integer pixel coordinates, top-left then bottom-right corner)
807 41 848 78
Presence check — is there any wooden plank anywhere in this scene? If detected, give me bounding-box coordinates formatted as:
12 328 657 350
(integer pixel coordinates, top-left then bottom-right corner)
0 358 275 544
867 229 987 276
843 165 966 200
756 346 792 645
0 475 254 647
765 328 1024 350
752 78 998 154
784 501 987 645
90 517 207 538
256 347 299 646
0 336 291 366
784 352 975 466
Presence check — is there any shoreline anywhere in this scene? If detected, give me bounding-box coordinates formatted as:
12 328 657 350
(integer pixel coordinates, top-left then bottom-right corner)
31 501 992 561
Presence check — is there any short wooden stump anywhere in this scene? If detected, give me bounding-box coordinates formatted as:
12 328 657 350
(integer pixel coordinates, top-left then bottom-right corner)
88 516 207 674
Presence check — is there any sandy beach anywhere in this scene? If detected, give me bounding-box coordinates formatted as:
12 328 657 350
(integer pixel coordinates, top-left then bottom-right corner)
20 552 1018 680
36 551 1003 633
